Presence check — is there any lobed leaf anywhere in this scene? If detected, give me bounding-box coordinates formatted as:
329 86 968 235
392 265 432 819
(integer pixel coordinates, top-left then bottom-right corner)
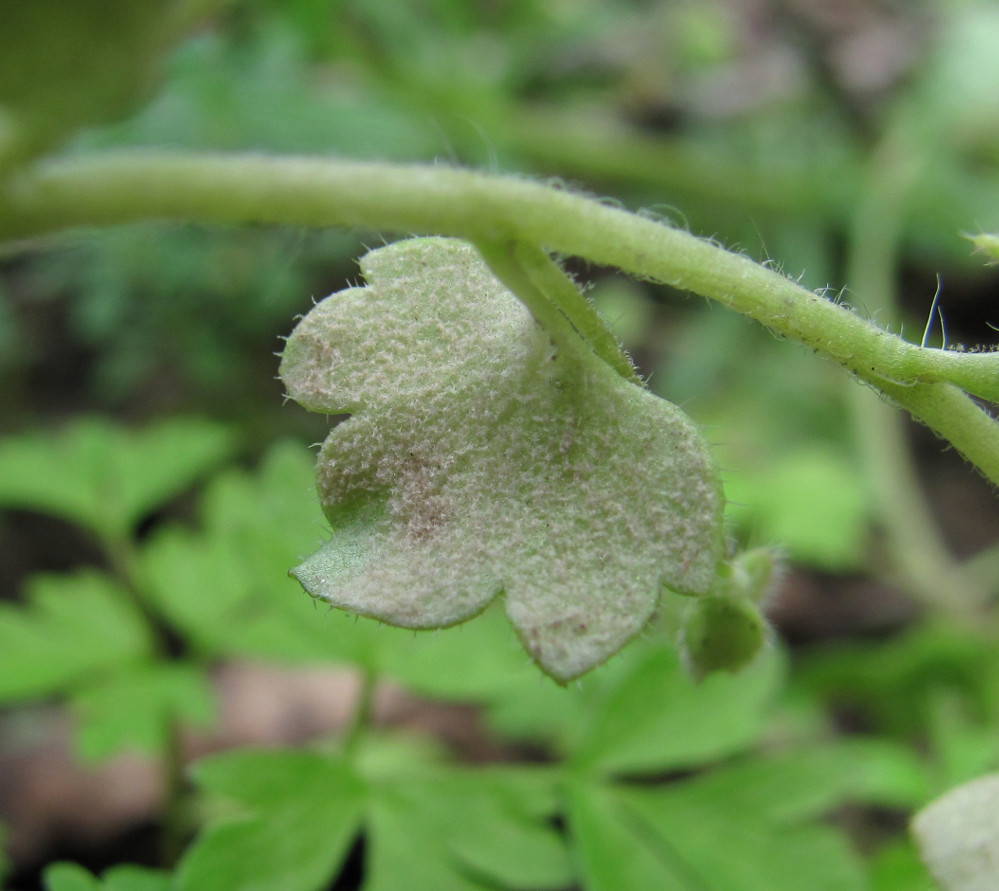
568 644 783 775
280 237 725 681
71 663 217 761
0 571 152 703
44 864 171 891
0 416 233 543
181 746 568 891
177 751 365 891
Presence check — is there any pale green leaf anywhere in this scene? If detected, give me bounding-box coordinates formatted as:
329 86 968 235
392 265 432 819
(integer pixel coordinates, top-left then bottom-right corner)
280 237 725 681
912 773 999 891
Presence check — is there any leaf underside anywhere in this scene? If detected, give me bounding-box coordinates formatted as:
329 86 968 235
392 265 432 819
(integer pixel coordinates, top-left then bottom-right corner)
280 237 724 681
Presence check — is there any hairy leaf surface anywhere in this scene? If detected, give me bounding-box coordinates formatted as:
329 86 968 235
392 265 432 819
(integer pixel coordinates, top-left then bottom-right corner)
281 238 724 681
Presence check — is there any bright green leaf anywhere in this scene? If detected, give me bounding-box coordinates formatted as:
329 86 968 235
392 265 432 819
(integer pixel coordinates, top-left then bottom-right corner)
44 863 100 891
869 840 936 891
44 863 172 891
569 643 783 775
725 445 870 571
566 781 692 890
666 742 930 823
586 741 926 891
365 767 569 891
617 780 867 891
0 571 152 703
141 441 379 665
375 601 539 700
177 750 364 891
0 417 233 542
280 237 725 682
71 662 216 761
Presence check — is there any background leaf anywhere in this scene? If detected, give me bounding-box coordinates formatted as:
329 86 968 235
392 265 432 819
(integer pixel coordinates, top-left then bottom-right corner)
177 750 365 891
44 863 171 891
0 571 152 703
71 663 217 761
0 417 233 542
569 643 784 775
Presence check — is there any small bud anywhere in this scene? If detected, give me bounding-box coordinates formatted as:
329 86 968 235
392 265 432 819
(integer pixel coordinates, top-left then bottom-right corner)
679 547 780 680
680 594 767 681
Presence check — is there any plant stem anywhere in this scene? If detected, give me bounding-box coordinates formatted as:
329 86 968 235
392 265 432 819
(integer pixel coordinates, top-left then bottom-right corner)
343 666 377 758
476 240 639 383
845 119 989 614
101 529 195 865
159 714 188 867
2 152 997 481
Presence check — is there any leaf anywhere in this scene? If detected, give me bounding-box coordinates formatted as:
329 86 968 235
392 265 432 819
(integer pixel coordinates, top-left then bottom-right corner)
44 863 100 891
568 643 783 775
869 840 936 891
44 864 171 891
0 0 197 164
141 441 383 665
568 740 923 891
280 237 725 681
139 441 543 693
0 417 233 542
364 767 570 891
724 445 869 572
177 750 365 891
613 778 867 891
566 781 693 890
375 601 539 700
0 571 152 703
912 773 999 891
71 662 216 761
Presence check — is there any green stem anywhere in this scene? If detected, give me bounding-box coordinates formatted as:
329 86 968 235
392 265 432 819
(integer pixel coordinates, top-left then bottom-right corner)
476 240 639 384
845 120 989 614
343 666 377 757
159 715 188 867
101 530 194 864
2 152 997 480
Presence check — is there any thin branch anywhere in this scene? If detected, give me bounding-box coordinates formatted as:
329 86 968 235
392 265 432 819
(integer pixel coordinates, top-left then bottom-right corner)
2 151 997 482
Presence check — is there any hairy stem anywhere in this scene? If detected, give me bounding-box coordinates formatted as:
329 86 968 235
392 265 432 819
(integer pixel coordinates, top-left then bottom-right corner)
476 240 639 384
845 121 990 614
1 151 997 480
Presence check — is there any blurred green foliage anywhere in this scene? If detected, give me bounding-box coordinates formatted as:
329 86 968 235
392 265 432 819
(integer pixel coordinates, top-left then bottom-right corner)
2 0 999 888
0 420 944 889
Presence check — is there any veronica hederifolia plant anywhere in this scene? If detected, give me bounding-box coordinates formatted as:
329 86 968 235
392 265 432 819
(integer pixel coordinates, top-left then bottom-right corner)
280 237 771 682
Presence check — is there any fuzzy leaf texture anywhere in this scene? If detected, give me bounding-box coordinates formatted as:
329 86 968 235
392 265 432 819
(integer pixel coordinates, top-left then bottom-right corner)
280 238 725 681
